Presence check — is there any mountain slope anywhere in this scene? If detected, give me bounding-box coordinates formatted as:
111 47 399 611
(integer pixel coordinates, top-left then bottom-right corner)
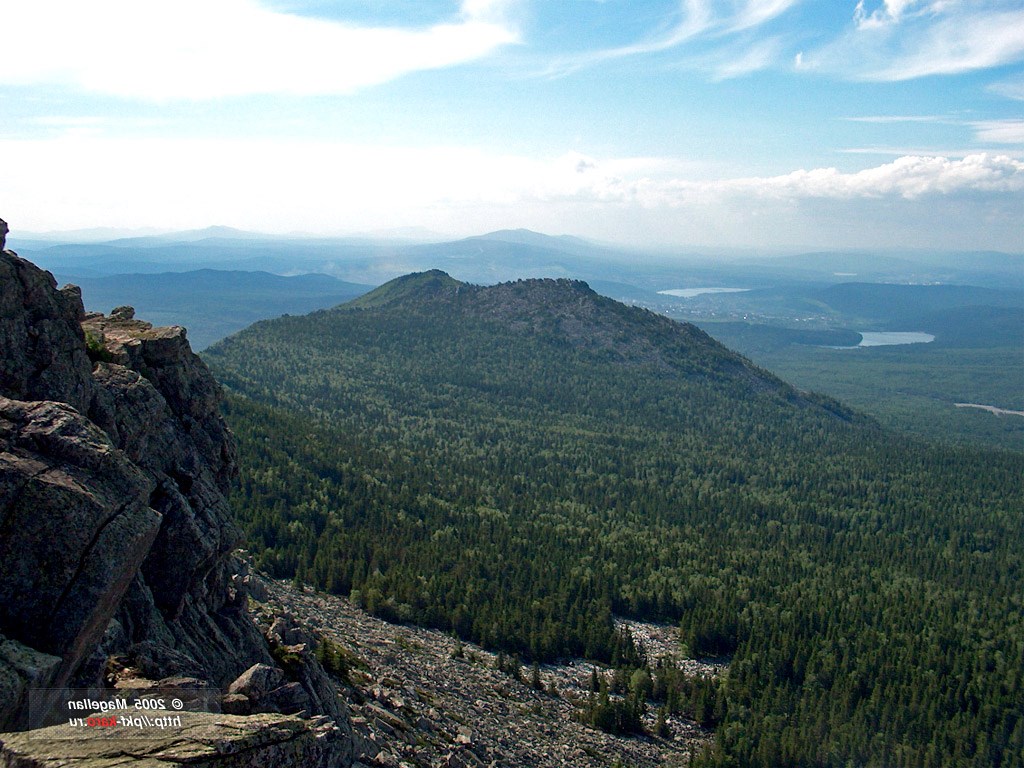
203 271 1023 768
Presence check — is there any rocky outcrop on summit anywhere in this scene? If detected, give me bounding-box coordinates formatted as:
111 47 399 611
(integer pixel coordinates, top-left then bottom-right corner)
0 252 95 414
343 271 813 399
0 223 350 766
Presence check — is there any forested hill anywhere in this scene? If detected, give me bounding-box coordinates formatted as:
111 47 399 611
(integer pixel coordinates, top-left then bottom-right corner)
204 271 1023 768
219 270 855 424
352 270 793 383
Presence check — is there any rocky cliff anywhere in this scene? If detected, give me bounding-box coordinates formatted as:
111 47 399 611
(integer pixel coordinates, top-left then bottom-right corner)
0 218 350 766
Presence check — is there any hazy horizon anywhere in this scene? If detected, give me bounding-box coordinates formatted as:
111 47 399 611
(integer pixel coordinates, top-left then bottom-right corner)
10 223 1024 263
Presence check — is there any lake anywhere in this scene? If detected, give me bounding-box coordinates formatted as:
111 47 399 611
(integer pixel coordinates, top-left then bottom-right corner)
658 287 750 298
857 332 935 347
824 331 936 349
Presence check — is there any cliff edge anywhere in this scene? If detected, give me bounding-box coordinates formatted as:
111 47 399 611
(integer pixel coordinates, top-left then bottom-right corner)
0 218 350 766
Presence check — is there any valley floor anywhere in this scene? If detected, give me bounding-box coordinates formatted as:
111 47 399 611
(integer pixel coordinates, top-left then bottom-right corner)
257 577 717 768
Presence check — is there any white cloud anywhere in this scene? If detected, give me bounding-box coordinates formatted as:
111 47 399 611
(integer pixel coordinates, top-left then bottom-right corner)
989 75 1024 101
839 116 1024 148
728 0 802 33
719 154 1024 199
710 38 783 79
810 1 1024 80
971 120 1024 145
0 0 519 100
542 152 1024 205
854 0 930 29
550 0 713 68
542 0 799 75
842 115 945 124
839 147 1024 159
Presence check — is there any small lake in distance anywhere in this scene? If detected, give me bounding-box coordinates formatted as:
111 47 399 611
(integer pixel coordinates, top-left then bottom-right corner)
857 332 935 347
823 332 936 349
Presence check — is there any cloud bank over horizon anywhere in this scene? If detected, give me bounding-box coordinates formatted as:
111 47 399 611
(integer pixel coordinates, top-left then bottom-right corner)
4 136 1020 251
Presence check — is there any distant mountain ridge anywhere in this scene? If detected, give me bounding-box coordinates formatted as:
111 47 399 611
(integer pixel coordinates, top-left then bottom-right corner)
816 281 1024 320
13 225 1022 290
465 228 611 255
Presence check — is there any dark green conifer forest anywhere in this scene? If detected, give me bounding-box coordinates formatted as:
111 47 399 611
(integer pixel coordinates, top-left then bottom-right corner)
204 273 1024 767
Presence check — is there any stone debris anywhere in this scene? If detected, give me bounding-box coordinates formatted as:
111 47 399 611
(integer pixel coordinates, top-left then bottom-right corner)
259 577 716 768
615 618 728 678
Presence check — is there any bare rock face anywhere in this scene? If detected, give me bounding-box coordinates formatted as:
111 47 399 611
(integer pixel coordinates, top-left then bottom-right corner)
0 638 61 735
77 312 265 687
0 223 350 762
0 253 95 414
228 664 286 705
0 397 161 689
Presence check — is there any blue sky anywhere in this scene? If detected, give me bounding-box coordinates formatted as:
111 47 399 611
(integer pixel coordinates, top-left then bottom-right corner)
1 0 1022 251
